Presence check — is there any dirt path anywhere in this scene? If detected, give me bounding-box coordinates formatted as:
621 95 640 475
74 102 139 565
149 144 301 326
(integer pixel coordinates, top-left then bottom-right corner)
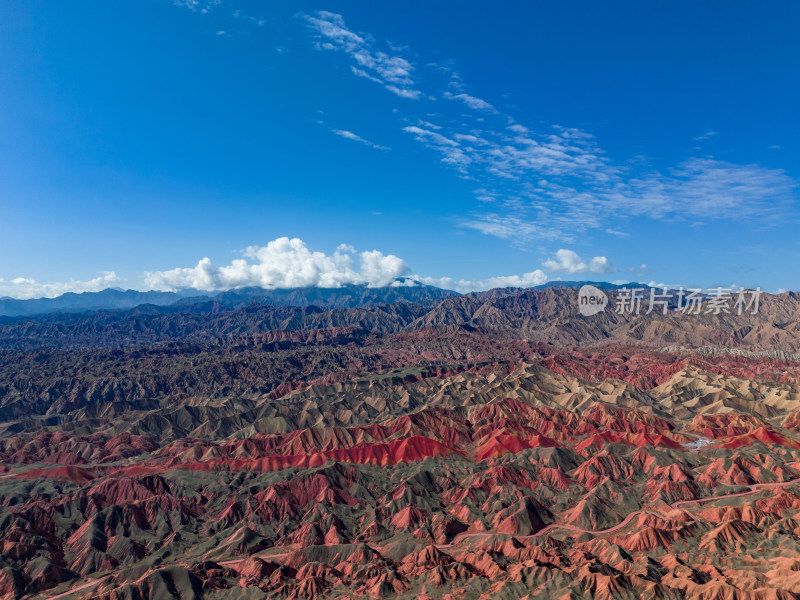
444 476 800 544
527 477 800 539
45 477 800 597
45 578 102 600
219 476 800 566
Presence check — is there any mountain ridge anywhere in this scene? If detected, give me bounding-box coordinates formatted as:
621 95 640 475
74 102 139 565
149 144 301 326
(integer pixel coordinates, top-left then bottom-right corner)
2 285 798 352
3 284 800 598
0 280 650 318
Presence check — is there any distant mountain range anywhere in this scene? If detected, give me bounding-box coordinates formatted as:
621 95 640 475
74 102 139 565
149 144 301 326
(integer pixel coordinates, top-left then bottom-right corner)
0 288 199 317
0 281 456 317
0 280 640 318
1 284 797 353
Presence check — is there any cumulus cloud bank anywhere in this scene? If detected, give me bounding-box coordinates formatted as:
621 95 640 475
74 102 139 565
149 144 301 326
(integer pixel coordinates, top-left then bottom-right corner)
144 237 411 291
542 249 615 274
142 238 573 295
0 272 120 300
415 270 548 294
4 241 630 299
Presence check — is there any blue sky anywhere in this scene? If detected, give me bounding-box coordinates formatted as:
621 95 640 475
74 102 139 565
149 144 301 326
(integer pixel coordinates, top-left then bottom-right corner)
1 1 798 297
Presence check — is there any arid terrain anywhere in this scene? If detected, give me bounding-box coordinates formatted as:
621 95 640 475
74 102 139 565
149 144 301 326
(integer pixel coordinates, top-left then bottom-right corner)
3 285 800 599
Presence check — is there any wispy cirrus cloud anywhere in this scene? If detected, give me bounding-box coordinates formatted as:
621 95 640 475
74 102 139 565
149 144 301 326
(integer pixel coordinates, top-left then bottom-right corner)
300 11 421 100
444 91 496 113
414 118 796 243
693 130 718 141
232 9 265 26
402 126 471 168
332 129 389 151
172 8 798 246
459 214 567 243
405 121 612 184
172 0 221 13
295 11 799 244
625 158 797 220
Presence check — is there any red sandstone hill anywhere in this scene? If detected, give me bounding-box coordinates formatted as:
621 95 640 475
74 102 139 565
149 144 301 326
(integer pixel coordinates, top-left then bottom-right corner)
4 379 800 599
2 287 800 598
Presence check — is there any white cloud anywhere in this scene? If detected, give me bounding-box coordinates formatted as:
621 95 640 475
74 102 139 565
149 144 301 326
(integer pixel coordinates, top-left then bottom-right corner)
144 237 410 292
605 228 628 238
461 214 568 243
446 92 496 113
402 126 458 147
384 86 422 100
0 272 121 300
402 126 471 168
332 129 389 150
542 249 615 274
693 130 718 141
300 11 420 100
2 241 637 298
144 237 560 294
232 9 265 26
403 118 608 183
416 270 548 293
172 0 220 13
462 157 797 242
351 67 383 85
297 12 799 244
626 263 654 275
624 158 797 220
